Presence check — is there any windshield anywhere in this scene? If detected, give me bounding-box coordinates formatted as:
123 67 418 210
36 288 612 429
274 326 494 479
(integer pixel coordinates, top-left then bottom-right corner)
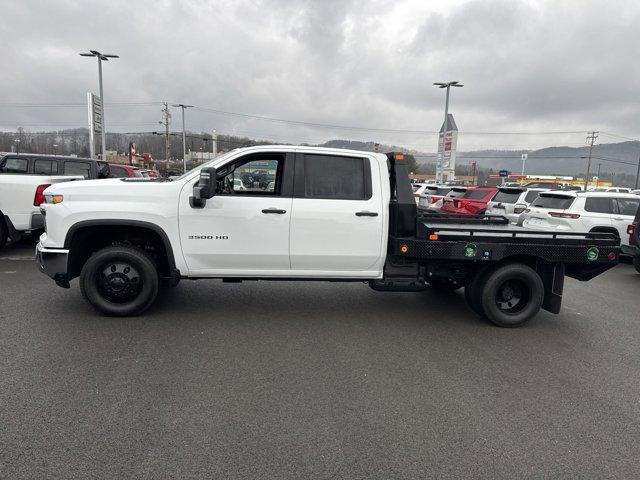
531 194 575 209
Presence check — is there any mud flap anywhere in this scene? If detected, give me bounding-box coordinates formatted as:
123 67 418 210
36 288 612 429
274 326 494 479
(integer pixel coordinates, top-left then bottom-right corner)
540 262 564 314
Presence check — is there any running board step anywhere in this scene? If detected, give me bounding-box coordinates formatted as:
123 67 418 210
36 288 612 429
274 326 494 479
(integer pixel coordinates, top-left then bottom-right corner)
369 279 427 292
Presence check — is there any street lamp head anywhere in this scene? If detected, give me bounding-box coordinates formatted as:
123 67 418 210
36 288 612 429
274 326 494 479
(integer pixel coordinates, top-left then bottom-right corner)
79 52 95 57
452 83 464 87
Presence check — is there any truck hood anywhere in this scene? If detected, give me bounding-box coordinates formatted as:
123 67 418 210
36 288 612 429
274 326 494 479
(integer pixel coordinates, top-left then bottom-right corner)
44 177 179 201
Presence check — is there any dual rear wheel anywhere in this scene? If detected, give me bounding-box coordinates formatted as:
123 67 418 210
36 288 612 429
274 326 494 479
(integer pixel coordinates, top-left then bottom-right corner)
464 263 544 327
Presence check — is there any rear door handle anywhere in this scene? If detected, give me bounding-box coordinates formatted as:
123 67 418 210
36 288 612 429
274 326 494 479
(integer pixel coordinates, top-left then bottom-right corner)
355 211 378 217
262 208 286 214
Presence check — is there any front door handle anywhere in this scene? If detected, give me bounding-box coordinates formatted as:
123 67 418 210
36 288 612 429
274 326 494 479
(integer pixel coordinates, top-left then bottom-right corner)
355 211 378 217
262 208 287 214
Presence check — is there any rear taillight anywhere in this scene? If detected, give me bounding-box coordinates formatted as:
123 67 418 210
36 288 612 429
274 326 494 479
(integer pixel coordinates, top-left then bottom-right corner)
549 212 580 219
414 193 420 197
627 224 635 236
33 184 50 206
513 203 527 214
431 197 439 203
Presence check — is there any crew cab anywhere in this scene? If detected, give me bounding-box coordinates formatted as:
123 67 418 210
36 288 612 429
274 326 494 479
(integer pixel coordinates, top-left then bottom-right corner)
440 187 498 216
36 146 619 327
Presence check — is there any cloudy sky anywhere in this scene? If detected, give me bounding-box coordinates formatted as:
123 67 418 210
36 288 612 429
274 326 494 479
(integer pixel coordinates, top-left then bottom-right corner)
1 0 639 151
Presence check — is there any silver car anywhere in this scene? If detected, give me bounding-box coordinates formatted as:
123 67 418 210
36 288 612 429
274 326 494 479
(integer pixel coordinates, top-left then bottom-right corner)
486 187 548 224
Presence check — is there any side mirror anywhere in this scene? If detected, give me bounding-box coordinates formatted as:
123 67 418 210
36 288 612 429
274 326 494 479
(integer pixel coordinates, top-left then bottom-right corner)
190 167 217 208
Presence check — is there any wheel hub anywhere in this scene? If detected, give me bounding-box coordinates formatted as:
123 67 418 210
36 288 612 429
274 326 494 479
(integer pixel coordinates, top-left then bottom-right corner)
98 262 141 303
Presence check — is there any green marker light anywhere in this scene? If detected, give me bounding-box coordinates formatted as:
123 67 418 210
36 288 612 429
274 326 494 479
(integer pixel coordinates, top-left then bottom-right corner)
464 244 477 258
587 247 599 261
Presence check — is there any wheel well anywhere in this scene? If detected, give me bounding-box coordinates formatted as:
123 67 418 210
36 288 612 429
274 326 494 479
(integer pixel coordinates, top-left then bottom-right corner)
66 224 174 280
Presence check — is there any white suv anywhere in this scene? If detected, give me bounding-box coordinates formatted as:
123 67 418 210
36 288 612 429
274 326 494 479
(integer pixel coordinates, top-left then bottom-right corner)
521 191 640 246
486 187 548 224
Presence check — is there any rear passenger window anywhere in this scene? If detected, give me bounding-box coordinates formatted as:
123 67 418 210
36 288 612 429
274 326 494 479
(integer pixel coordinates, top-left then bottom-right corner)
585 197 613 214
615 198 639 216
34 159 58 175
64 161 91 179
524 191 541 203
0 157 29 173
304 155 370 200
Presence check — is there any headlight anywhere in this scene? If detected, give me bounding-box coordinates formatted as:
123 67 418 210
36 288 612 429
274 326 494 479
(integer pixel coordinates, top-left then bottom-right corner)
43 194 64 204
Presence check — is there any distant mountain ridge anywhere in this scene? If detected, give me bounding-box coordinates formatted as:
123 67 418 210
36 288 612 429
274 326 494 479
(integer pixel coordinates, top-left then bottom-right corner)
317 139 640 176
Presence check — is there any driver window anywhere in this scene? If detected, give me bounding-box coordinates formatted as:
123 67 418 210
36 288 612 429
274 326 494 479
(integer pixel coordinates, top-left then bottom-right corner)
218 157 282 195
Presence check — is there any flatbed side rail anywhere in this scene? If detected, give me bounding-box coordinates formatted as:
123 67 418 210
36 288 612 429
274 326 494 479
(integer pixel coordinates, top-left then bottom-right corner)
423 226 619 242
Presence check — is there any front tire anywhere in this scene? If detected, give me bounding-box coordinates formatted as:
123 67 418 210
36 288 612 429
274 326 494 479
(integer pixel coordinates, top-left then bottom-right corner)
481 263 544 328
80 245 159 316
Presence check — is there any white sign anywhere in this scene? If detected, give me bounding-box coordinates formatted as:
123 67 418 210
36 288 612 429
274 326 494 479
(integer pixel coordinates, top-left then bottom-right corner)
87 92 103 159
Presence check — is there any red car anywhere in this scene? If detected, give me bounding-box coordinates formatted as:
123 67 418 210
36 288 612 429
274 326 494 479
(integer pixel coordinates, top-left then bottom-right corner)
108 164 144 178
440 187 498 215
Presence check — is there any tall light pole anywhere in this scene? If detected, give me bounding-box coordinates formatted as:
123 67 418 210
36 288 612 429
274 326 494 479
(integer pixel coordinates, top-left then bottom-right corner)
172 104 193 173
433 81 463 183
596 163 601 187
80 50 119 160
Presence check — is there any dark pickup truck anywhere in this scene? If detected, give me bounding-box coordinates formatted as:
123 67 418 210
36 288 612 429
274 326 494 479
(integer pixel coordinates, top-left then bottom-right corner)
0 154 110 179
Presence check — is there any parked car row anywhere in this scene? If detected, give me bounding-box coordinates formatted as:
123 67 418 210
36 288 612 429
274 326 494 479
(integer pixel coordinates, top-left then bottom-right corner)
0 153 160 249
416 182 640 253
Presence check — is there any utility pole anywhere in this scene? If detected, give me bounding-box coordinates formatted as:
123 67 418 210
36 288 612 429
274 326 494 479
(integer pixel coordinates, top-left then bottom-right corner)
635 155 640 190
159 102 171 161
79 50 119 160
583 131 598 191
172 104 193 173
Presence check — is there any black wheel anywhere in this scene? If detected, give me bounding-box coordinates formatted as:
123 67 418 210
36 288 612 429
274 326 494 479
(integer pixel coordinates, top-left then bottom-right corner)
633 255 640 274
481 263 544 328
0 216 7 250
427 277 462 292
80 245 159 316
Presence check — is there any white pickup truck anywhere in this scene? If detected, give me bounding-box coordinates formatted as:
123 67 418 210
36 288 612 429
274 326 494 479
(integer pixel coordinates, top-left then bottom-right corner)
36 146 620 327
0 171 81 250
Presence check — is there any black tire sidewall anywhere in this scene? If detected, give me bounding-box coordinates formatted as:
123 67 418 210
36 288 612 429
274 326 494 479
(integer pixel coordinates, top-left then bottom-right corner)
481 263 544 327
80 246 158 316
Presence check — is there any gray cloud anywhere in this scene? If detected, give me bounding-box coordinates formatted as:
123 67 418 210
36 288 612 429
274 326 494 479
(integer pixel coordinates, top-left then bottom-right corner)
1 0 639 151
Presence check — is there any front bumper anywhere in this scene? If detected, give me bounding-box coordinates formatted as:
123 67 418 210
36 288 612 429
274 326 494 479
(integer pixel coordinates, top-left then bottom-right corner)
35 242 70 287
621 244 639 256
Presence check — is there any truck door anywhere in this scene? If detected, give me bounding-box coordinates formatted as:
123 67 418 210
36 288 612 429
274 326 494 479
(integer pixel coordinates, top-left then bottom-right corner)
289 152 384 275
179 152 294 275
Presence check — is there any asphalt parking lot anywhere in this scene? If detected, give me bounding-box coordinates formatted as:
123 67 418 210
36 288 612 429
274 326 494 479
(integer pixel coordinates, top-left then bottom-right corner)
1 237 639 479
